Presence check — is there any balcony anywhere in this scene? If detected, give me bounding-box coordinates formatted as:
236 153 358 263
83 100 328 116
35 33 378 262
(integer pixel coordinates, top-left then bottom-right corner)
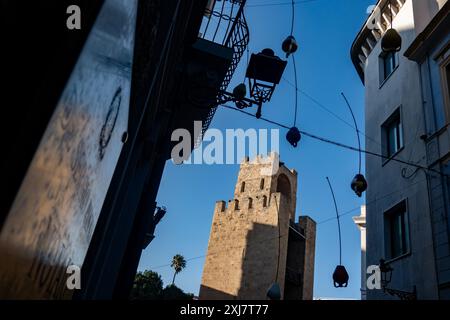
171 0 249 149
199 0 250 135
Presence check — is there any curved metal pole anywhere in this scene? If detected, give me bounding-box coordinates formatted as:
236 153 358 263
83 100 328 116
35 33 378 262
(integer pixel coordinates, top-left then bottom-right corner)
290 0 295 36
341 92 361 174
326 177 342 265
292 55 299 126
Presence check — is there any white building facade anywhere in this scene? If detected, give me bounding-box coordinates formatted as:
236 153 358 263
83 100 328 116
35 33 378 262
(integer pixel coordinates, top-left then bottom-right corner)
353 205 367 300
351 0 450 299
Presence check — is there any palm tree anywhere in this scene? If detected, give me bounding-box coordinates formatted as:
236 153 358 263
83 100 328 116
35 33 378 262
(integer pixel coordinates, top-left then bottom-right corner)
170 254 186 285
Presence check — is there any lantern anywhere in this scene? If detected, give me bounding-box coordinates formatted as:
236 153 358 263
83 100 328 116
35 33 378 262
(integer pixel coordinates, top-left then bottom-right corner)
266 283 281 300
379 259 393 288
282 35 298 58
232 83 247 101
381 0 402 53
341 93 367 198
326 177 349 289
351 174 368 197
333 265 349 288
286 127 301 147
381 28 402 53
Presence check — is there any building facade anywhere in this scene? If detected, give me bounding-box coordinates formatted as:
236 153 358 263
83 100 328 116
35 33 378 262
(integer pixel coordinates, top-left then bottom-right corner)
351 0 450 299
353 205 367 300
199 153 316 300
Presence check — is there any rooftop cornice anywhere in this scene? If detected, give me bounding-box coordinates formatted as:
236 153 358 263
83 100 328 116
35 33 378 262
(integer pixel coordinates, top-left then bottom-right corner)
350 0 407 84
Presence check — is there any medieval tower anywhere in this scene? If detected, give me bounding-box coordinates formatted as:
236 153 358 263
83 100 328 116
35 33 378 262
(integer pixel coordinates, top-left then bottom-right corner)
199 153 316 300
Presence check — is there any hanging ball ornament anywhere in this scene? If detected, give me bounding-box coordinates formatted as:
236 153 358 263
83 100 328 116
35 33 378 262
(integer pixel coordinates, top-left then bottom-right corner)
351 173 368 197
333 265 349 288
286 127 301 148
232 83 247 101
282 35 298 58
266 283 281 300
381 28 402 53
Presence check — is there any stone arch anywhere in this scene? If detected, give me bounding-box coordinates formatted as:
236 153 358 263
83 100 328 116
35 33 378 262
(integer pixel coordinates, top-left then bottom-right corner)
276 174 291 200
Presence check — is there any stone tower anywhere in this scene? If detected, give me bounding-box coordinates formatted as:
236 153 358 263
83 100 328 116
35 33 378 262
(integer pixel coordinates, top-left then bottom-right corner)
199 153 316 300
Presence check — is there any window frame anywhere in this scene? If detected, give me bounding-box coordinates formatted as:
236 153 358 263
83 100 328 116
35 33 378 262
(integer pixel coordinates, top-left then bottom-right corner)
383 199 411 262
381 107 404 165
379 51 399 87
438 49 450 123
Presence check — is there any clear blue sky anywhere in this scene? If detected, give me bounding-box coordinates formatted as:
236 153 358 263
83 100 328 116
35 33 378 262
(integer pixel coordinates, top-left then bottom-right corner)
138 0 376 299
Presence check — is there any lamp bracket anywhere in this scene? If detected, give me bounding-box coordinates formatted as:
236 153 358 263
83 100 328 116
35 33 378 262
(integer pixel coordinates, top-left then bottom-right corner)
218 90 264 118
382 285 417 300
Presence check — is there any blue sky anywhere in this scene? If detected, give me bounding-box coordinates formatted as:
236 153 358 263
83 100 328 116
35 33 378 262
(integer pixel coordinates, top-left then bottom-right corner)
138 0 376 299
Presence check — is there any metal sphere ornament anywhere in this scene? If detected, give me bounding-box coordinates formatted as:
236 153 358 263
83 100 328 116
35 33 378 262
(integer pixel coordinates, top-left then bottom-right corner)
351 173 368 197
232 83 246 101
282 35 298 58
381 28 402 53
286 127 301 147
333 265 349 288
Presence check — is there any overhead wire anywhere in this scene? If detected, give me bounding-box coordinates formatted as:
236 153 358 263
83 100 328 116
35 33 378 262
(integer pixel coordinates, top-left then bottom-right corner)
219 104 450 179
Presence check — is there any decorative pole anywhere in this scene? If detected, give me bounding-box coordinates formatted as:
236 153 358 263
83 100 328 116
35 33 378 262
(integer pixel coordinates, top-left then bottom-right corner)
326 177 349 288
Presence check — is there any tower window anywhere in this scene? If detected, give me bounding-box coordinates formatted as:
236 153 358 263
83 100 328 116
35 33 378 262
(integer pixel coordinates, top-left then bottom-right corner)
262 195 267 207
248 197 253 209
260 178 265 190
234 199 239 210
241 181 245 193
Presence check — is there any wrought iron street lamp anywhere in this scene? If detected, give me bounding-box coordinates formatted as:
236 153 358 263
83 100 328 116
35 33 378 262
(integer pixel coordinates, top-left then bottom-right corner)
378 259 417 300
219 48 287 118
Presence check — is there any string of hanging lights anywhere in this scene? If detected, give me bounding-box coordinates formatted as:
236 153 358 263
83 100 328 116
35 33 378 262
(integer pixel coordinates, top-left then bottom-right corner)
219 0 406 294
267 0 299 299
283 0 302 148
341 93 368 198
150 175 430 273
220 104 450 179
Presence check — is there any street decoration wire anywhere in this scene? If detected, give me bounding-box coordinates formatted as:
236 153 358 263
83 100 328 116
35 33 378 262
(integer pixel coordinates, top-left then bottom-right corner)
220 104 450 178
326 177 342 265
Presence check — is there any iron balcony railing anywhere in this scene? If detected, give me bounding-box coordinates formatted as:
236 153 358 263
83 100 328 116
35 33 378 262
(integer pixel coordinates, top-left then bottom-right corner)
199 0 250 135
